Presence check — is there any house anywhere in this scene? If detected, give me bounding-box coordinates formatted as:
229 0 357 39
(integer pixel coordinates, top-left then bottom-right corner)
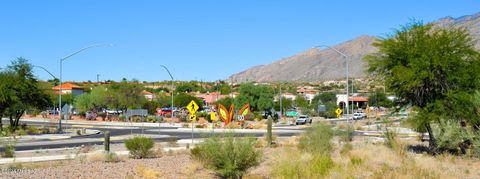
52 83 84 96
282 93 297 101
336 94 369 109
194 92 228 105
142 91 155 101
305 91 318 104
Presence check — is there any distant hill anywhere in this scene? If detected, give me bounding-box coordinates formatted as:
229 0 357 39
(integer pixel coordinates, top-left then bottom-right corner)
229 12 480 83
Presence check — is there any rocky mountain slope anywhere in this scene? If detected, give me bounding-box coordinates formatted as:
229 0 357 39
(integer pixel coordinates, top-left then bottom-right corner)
229 12 480 83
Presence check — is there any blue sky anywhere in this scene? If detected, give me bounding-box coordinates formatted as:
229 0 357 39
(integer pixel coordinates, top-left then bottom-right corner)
0 1 479 82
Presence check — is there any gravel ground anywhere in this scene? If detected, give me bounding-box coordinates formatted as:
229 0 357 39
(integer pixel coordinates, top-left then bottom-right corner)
0 154 216 179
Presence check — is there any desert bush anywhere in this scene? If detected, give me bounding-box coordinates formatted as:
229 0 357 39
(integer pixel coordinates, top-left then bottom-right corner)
298 123 334 155
104 152 121 163
119 114 127 122
1 143 15 158
434 121 472 154
125 136 155 159
146 116 157 123
271 149 335 178
191 133 262 178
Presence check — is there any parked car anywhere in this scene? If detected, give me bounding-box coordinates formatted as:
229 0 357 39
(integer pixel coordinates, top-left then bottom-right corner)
353 113 363 120
296 115 312 125
159 109 172 115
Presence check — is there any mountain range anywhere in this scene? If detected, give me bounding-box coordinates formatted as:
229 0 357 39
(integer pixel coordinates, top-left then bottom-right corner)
228 12 480 83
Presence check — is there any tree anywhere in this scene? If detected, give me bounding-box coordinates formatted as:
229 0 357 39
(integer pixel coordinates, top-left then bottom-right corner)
108 81 146 110
313 92 337 104
215 97 233 109
274 97 293 112
74 86 110 113
174 93 204 109
365 22 480 153
3 58 51 128
236 83 274 112
368 91 394 108
0 71 17 131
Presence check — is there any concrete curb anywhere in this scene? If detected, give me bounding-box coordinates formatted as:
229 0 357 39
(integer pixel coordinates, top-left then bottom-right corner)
0 146 191 165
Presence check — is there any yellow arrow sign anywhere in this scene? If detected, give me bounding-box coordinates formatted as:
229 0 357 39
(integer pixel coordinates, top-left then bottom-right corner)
189 114 197 121
187 100 199 113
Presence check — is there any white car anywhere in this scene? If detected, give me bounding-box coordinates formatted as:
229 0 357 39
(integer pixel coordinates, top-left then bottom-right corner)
353 113 363 120
296 115 312 125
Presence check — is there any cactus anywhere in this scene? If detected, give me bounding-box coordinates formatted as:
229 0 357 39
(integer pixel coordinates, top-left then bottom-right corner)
104 131 110 152
267 116 273 147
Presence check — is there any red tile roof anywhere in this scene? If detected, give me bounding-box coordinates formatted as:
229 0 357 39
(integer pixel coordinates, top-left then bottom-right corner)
52 83 82 90
348 96 369 102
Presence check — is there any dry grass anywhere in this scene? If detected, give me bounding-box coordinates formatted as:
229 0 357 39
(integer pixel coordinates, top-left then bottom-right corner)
135 164 163 179
265 134 480 178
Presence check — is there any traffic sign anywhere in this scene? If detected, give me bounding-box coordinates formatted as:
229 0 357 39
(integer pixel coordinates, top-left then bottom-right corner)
210 112 217 121
187 100 199 113
210 105 216 112
238 115 244 121
189 114 197 121
335 108 343 118
156 108 162 115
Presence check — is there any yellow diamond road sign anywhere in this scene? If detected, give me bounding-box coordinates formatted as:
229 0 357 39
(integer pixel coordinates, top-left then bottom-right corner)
187 100 199 113
335 108 342 115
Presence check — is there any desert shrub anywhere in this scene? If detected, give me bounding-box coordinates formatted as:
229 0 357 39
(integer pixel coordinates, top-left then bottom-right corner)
298 123 334 155
146 116 157 123
271 149 335 178
434 121 472 154
119 114 127 122
191 133 262 178
104 152 121 163
125 136 155 159
1 143 15 158
197 112 208 118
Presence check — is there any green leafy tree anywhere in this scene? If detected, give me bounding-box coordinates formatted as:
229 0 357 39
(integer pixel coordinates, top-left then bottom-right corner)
365 22 480 153
236 83 274 112
174 93 204 109
0 71 17 131
3 58 51 127
108 81 146 110
215 97 233 108
368 91 394 108
274 97 293 112
294 96 309 111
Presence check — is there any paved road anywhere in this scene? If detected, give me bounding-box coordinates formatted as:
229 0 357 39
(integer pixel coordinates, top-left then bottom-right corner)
1 119 304 151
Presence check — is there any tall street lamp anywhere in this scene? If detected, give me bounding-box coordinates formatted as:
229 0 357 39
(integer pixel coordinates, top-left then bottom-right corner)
58 44 111 133
160 65 175 118
314 45 350 129
33 65 58 127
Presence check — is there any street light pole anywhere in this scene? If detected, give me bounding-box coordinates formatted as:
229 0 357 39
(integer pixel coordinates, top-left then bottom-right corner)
58 44 111 133
160 65 174 118
314 45 350 130
33 65 58 127
279 84 282 122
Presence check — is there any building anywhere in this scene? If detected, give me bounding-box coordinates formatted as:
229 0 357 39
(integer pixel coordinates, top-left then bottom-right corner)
336 94 369 109
52 83 84 96
142 91 155 101
194 92 228 105
305 91 318 104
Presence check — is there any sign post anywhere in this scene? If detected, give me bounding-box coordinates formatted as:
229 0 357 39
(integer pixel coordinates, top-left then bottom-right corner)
210 105 217 134
187 100 199 144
